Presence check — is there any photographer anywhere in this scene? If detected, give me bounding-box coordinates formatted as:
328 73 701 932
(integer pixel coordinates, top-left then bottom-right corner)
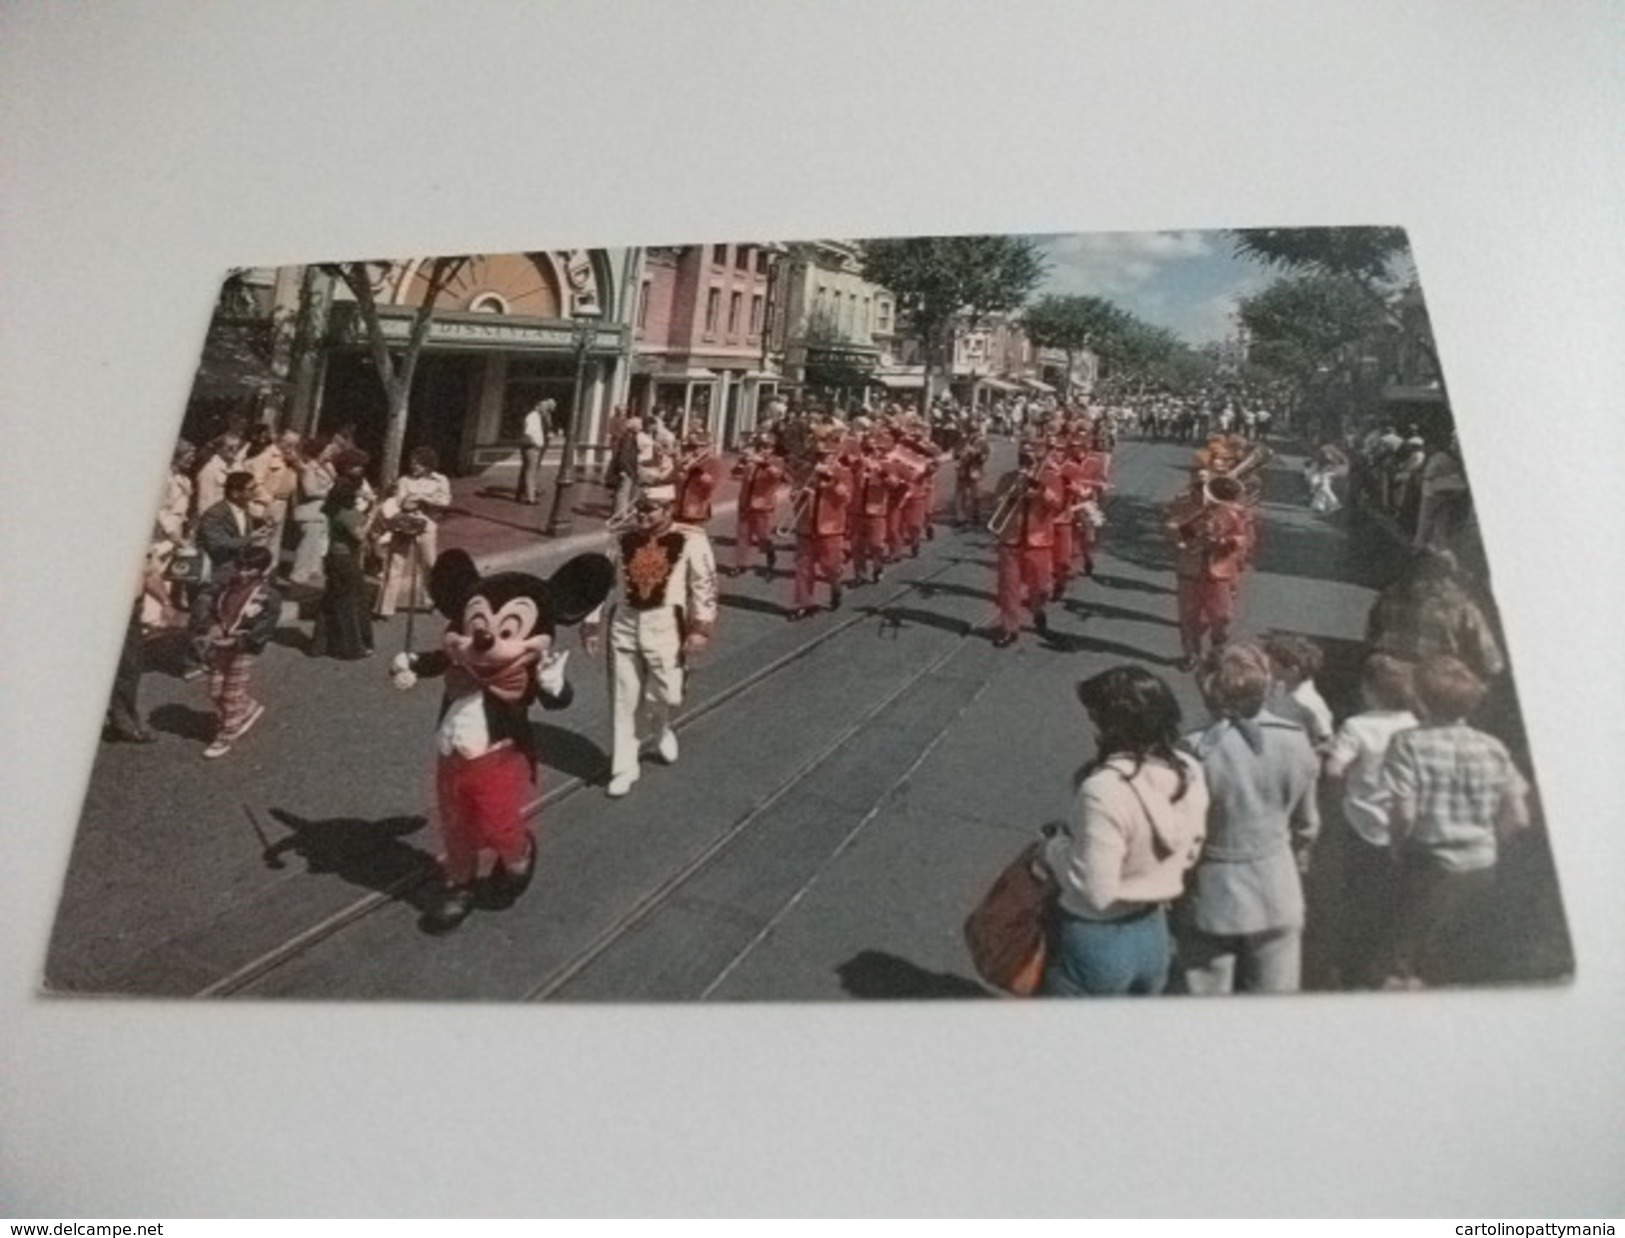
375 446 451 620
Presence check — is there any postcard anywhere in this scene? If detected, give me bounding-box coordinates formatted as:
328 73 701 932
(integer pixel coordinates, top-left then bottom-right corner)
44 227 1572 1001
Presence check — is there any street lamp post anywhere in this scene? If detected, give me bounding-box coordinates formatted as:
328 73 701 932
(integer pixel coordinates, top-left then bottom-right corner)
545 311 602 537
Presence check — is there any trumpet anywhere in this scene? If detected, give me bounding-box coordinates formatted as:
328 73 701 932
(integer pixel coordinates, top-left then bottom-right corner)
679 445 712 477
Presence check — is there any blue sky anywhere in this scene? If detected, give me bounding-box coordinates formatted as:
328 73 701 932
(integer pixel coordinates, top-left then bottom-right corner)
1031 230 1276 346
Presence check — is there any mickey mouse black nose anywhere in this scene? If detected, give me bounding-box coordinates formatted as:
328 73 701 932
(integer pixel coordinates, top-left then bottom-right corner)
472 631 495 652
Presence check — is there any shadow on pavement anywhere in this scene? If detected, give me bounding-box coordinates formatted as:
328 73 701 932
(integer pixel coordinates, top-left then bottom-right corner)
912 579 996 605
271 626 311 654
533 721 609 784
717 593 792 619
263 808 438 904
1088 573 1173 597
1036 630 1181 666
835 949 988 999
1060 597 1179 629
148 701 217 742
858 605 973 638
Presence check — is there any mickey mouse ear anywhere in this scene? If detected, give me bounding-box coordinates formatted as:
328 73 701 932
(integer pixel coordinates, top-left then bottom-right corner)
545 553 615 625
428 549 482 620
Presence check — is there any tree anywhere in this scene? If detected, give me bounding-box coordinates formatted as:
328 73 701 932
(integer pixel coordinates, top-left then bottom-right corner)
1144 343 1220 395
1231 226 1440 382
319 256 470 487
860 235 1045 410
1238 272 1394 435
1025 294 1182 394
1022 294 1126 398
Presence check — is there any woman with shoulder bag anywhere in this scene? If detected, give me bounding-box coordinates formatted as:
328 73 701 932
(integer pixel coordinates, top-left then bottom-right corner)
1039 665 1209 997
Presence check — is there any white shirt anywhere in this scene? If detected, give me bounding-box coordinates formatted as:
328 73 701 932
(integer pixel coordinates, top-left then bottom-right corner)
1045 754 1209 920
522 408 548 449
591 524 719 635
437 690 492 758
1268 680 1334 749
196 455 231 515
1324 709 1418 846
394 471 452 516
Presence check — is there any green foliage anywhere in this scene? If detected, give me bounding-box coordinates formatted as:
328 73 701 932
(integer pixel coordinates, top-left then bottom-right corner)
1023 294 1125 355
1237 273 1393 384
860 235 1046 342
1144 345 1219 393
1022 292 1182 389
1231 226 1441 385
1231 226 1412 282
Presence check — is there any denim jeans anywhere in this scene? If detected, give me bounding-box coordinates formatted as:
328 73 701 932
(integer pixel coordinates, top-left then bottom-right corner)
1043 905 1173 997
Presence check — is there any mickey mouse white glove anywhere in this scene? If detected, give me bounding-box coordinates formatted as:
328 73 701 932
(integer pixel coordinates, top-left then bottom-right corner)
537 649 570 696
390 652 417 690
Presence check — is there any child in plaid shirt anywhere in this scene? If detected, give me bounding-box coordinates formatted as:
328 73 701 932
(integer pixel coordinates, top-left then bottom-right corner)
1380 654 1530 986
200 546 281 759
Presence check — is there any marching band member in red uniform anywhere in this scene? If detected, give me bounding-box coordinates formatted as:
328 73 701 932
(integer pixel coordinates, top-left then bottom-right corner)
1163 472 1251 671
989 440 1066 648
850 430 898 587
836 426 866 564
1071 436 1112 578
1051 443 1092 601
673 425 720 531
896 423 940 557
788 433 854 620
728 432 786 578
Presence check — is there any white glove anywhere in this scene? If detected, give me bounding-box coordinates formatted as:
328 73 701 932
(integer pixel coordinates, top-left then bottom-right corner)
390 652 416 690
537 649 570 696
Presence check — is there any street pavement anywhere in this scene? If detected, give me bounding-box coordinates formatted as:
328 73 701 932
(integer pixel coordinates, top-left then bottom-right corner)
44 435 1570 1000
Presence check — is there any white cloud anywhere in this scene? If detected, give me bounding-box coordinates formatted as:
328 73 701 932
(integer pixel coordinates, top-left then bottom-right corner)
1037 230 1218 302
1032 230 1270 343
1186 292 1245 344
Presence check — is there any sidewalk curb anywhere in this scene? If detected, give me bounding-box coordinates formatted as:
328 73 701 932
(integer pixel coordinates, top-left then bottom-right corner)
472 498 745 575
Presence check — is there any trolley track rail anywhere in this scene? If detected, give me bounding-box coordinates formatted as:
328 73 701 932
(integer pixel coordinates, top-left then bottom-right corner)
198 553 976 999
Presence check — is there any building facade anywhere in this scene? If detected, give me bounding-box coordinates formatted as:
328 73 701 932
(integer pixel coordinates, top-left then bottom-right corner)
629 243 781 447
774 241 895 407
314 250 633 474
186 241 1103 474
190 251 636 478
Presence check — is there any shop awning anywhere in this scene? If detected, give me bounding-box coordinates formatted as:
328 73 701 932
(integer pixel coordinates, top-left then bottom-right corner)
977 376 1022 393
1020 377 1056 393
874 373 926 389
650 368 721 382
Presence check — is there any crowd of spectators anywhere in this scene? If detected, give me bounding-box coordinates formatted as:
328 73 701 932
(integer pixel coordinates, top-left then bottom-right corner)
109 414 453 755
1312 415 1475 554
1035 540 1532 997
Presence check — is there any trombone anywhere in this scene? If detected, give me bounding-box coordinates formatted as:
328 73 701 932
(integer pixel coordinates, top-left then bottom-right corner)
987 467 1043 536
986 485 1021 536
773 480 814 538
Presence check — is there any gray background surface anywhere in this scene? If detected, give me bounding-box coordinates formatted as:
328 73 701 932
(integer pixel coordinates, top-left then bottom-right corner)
3 0 1622 1217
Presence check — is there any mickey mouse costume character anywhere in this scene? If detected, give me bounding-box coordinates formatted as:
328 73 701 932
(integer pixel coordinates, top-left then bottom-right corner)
391 548 613 933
